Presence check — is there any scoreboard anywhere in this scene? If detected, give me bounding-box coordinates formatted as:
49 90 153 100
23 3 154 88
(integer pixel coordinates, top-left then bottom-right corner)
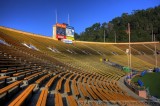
55 23 66 39
66 26 74 40
53 23 74 41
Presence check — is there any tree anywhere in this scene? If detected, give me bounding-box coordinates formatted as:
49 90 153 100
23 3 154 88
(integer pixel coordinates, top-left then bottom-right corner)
74 32 80 40
78 5 160 42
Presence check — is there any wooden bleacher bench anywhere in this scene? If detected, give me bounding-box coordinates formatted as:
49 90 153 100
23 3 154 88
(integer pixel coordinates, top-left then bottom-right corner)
101 82 109 91
87 77 91 85
97 81 102 88
55 77 63 91
0 58 16 61
67 95 77 106
105 83 113 91
45 75 58 88
79 82 89 98
64 79 70 93
8 84 35 106
83 77 87 83
72 80 79 96
85 84 98 100
1 68 17 73
84 73 90 83
90 85 106 101
1 66 27 73
0 76 9 81
35 74 51 84
36 89 48 106
96 87 109 101
13 70 32 77
24 71 46 80
102 89 117 104
0 64 24 72
73 74 79 81
67 73 74 80
109 82 117 92
93 79 97 86
55 93 63 106
0 81 21 95
78 76 83 82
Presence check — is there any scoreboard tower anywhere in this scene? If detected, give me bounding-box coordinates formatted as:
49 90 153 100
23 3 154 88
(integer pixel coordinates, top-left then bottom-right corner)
52 23 74 42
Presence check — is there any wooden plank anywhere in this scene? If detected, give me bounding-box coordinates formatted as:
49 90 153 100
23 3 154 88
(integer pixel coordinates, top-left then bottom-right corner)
36 89 45 106
67 96 77 106
64 79 70 93
13 70 31 76
24 71 44 80
41 89 48 106
79 82 89 97
72 80 79 96
45 75 58 88
35 74 50 84
36 89 48 106
90 85 106 101
86 85 98 100
55 93 63 106
0 76 9 81
0 81 21 95
9 84 35 106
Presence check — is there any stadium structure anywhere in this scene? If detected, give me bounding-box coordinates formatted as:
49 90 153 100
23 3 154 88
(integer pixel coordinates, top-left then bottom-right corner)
52 22 74 44
0 26 160 106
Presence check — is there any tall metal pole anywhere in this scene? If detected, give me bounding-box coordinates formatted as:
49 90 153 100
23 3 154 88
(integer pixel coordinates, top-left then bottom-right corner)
128 23 131 69
55 10 57 23
152 29 153 42
104 30 105 43
68 13 70 26
154 34 157 68
128 53 129 68
115 31 116 43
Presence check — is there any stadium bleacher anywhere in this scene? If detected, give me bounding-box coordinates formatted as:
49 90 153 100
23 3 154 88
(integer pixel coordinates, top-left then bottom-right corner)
0 26 159 105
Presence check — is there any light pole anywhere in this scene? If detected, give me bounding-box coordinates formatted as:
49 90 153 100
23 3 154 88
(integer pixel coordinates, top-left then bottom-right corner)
55 9 58 23
115 31 117 43
152 29 153 42
68 13 70 26
104 24 108 43
154 34 157 68
128 23 132 75
104 30 105 43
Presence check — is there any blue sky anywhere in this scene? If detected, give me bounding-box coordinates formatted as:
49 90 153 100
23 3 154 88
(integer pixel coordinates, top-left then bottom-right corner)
0 0 159 36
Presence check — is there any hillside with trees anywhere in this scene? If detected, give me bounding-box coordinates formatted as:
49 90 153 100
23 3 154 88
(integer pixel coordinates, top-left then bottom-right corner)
75 5 160 42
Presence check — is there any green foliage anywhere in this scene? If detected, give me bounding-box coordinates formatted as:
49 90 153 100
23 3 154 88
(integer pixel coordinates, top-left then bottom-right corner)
74 32 80 40
76 5 160 42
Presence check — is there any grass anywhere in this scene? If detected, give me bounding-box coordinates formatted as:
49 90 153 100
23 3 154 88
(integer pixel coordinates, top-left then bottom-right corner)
132 72 160 98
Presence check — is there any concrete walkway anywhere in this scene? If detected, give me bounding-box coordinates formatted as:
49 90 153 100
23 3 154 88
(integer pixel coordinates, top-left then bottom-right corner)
117 76 146 101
